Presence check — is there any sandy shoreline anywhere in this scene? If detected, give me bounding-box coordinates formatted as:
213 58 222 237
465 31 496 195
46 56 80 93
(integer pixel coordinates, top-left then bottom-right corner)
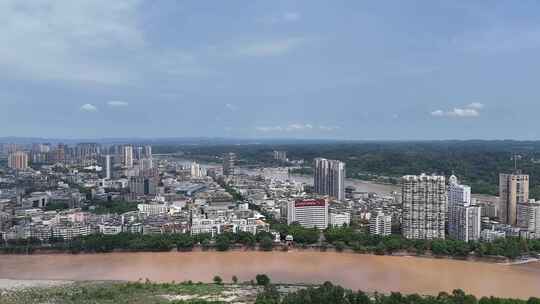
0 279 73 290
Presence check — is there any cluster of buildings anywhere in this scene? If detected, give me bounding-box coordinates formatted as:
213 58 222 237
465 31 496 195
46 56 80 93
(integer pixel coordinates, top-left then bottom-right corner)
2 142 539 247
400 172 540 242
0 145 277 242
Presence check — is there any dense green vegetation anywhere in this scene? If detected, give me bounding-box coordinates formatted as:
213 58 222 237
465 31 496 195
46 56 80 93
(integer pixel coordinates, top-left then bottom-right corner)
255 281 540 304
2 226 539 260
4 276 538 304
0 281 228 304
161 141 540 197
0 232 271 254
324 227 540 259
271 223 320 245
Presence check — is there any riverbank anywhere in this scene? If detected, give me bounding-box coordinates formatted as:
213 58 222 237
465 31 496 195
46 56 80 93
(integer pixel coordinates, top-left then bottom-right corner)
0 243 522 264
3 279 540 304
3 279 538 304
0 279 73 291
0 280 270 304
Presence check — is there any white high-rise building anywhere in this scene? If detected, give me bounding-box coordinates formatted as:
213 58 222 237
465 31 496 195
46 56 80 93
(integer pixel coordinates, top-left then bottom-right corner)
369 210 392 236
122 145 134 168
223 152 236 176
448 175 471 205
135 146 144 160
191 162 203 177
447 175 481 242
517 200 540 238
139 158 153 171
313 158 345 201
273 150 287 162
401 174 447 240
101 155 112 179
287 199 328 229
144 145 152 159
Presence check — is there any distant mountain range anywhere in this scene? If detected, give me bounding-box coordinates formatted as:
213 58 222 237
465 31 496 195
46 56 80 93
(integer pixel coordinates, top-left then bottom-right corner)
2 136 540 146
0 136 346 145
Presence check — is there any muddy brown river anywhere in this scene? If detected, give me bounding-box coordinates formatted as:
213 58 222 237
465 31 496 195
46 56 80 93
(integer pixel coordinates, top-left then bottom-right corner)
0 251 539 299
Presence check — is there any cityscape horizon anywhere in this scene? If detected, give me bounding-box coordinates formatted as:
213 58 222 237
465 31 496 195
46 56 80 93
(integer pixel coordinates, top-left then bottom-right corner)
3 1 540 303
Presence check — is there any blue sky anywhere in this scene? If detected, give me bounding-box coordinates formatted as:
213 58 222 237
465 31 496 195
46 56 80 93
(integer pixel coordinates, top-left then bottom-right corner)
1 1 540 140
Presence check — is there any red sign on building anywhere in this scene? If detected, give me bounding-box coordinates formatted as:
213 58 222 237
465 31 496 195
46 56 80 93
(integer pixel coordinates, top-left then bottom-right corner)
295 199 326 207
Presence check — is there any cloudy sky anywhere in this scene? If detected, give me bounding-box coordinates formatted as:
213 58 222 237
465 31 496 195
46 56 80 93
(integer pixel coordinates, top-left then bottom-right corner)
1 1 540 140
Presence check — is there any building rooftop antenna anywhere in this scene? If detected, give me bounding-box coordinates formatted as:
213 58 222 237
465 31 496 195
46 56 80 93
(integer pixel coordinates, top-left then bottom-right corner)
512 153 522 173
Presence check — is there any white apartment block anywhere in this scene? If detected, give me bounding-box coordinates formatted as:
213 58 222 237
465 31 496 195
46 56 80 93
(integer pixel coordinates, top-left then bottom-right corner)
313 158 346 201
190 218 221 237
329 212 350 228
191 162 204 177
449 204 482 242
448 175 471 205
287 199 329 229
401 174 447 240
481 228 506 242
52 224 93 240
99 224 123 235
517 200 540 238
137 203 168 216
122 145 134 168
369 210 392 236
447 176 481 242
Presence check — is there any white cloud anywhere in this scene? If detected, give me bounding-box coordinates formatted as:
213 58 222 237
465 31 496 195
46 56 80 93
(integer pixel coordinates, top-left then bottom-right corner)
235 37 306 57
447 108 479 117
0 1 208 87
256 123 339 132
256 126 284 132
287 123 313 131
431 110 445 117
466 102 484 109
319 125 341 131
431 103 484 118
80 104 98 112
107 100 129 107
0 0 143 85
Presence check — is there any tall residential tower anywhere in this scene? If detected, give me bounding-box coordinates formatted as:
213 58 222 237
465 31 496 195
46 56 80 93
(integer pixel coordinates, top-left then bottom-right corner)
8 151 28 170
122 145 134 168
499 173 529 226
313 158 345 201
447 175 481 242
401 174 447 240
223 152 236 176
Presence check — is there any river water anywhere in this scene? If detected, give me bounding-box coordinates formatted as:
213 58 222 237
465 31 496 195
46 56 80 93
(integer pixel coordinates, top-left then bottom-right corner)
0 252 538 299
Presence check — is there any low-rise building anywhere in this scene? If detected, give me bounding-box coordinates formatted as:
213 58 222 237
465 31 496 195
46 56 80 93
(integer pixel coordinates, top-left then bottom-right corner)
480 228 506 242
329 212 350 228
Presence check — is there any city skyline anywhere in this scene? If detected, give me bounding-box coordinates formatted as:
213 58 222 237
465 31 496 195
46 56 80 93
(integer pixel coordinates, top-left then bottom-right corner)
2 2 540 140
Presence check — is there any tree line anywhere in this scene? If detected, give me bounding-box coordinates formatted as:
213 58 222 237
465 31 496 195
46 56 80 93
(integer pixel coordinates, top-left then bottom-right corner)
324 227 540 259
0 231 276 254
164 141 540 197
3 226 540 259
255 280 540 304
